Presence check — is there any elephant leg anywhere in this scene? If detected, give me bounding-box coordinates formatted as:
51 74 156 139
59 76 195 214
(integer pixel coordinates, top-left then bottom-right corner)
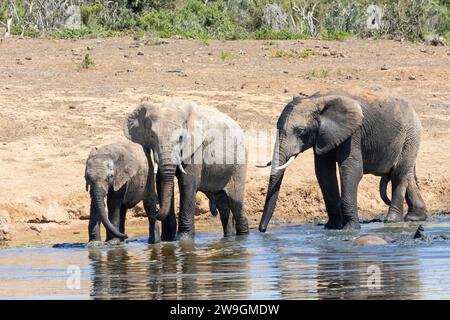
88 200 101 242
404 179 427 221
119 206 127 234
215 192 235 237
384 174 408 223
177 175 199 240
156 170 177 241
314 150 343 229
106 190 123 242
144 199 160 244
227 191 249 236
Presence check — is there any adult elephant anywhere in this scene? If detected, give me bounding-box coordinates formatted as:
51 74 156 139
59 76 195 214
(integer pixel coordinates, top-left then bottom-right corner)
124 98 249 240
258 89 427 232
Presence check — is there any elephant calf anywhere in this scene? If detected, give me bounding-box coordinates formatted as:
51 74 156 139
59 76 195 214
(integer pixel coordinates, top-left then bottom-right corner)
259 89 427 232
85 142 160 244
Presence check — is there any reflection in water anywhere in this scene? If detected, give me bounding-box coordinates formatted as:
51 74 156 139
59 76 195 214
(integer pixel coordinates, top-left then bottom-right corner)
1 218 450 299
89 238 251 299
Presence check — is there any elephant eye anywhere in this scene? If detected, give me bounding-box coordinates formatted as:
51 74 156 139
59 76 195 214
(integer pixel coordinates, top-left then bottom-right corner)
107 173 113 181
294 127 306 136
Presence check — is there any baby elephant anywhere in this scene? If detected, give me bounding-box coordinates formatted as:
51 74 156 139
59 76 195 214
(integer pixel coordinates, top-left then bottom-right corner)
85 142 159 244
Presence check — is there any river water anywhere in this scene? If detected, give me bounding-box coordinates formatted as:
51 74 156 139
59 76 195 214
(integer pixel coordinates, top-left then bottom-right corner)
1 217 449 299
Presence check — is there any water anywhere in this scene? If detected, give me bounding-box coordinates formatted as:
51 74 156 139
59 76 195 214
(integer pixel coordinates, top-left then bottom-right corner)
1 217 450 299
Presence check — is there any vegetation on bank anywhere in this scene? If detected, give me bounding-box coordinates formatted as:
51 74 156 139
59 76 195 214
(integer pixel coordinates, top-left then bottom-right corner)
0 0 448 42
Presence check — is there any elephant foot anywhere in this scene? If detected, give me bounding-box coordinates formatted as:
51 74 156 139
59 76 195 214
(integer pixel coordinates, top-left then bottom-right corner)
384 211 404 223
106 238 122 246
148 236 161 244
177 231 194 241
324 218 343 230
342 219 361 230
87 240 104 248
404 210 427 222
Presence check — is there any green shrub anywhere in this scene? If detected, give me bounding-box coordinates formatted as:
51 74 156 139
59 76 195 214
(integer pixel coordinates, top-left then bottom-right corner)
78 53 95 70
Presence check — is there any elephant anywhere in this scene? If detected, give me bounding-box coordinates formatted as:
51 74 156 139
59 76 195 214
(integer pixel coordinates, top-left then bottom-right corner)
124 98 249 240
258 89 427 232
85 142 167 244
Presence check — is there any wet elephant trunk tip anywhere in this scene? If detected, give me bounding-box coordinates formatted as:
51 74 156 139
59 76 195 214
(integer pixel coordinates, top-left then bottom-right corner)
93 189 128 239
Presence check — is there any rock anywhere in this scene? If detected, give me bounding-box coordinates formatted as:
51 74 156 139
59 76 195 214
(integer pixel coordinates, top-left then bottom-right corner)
380 65 389 70
27 202 70 224
0 215 11 241
352 235 387 246
322 51 331 57
87 46 93 51
195 193 210 216
409 75 416 80
284 88 288 93
25 57 32 61
137 51 144 56
426 36 447 46
395 76 401 81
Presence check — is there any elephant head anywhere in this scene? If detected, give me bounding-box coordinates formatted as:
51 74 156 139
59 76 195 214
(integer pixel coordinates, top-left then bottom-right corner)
85 146 140 239
259 94 363 232
124 99 205 221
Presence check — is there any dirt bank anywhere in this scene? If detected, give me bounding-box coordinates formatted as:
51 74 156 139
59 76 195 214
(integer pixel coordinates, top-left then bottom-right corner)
0 37 449 246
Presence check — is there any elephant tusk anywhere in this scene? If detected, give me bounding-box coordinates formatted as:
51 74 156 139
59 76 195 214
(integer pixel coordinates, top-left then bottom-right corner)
275 156 295 171
154 163 158 174
256 161 272 168
178 163 187 174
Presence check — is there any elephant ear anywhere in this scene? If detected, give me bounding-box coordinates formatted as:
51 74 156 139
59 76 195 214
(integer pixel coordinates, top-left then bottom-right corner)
181 102 206 164
315 95 363 155
123 104 154 144
113 155 139 192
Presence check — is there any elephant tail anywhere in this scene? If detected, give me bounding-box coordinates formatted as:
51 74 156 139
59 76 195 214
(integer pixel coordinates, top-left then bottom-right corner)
379 175 391 206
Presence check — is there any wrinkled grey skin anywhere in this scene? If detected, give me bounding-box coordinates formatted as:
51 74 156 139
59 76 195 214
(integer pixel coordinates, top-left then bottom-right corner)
124 99 249 240
85 142 162 244
259 90 427 232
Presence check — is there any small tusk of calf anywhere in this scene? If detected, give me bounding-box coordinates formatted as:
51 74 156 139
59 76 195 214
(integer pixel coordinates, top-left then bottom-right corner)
275 156 295 171
256 161 272 168
178 163 187 174
154 163 158 174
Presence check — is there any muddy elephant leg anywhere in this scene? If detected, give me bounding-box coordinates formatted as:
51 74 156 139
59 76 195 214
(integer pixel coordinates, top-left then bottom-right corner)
215 192 235 237
338 161 363 229
404 179 427 221
106 190 123 242
384 174 408 223
88 201 101 242
144 199 160 244
227 192 249 236
119 206 127 234
177 175 199 240
156 170 177 241
314 150 343 229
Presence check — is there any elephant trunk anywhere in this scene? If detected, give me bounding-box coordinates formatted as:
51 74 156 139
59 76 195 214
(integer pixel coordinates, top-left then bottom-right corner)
259 137 287 232
156 162 176 221
92 188 127 239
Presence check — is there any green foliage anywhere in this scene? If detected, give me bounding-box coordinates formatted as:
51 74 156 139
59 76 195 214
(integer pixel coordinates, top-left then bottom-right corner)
272 48 320 58
220 51 236 60
252 29 310 40
0 0 448 42
78 53 96 70
80 5 103 27
51 27 118 39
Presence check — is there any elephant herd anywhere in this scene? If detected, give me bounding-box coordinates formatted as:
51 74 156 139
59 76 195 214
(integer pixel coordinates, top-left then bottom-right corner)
84 89 427 244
